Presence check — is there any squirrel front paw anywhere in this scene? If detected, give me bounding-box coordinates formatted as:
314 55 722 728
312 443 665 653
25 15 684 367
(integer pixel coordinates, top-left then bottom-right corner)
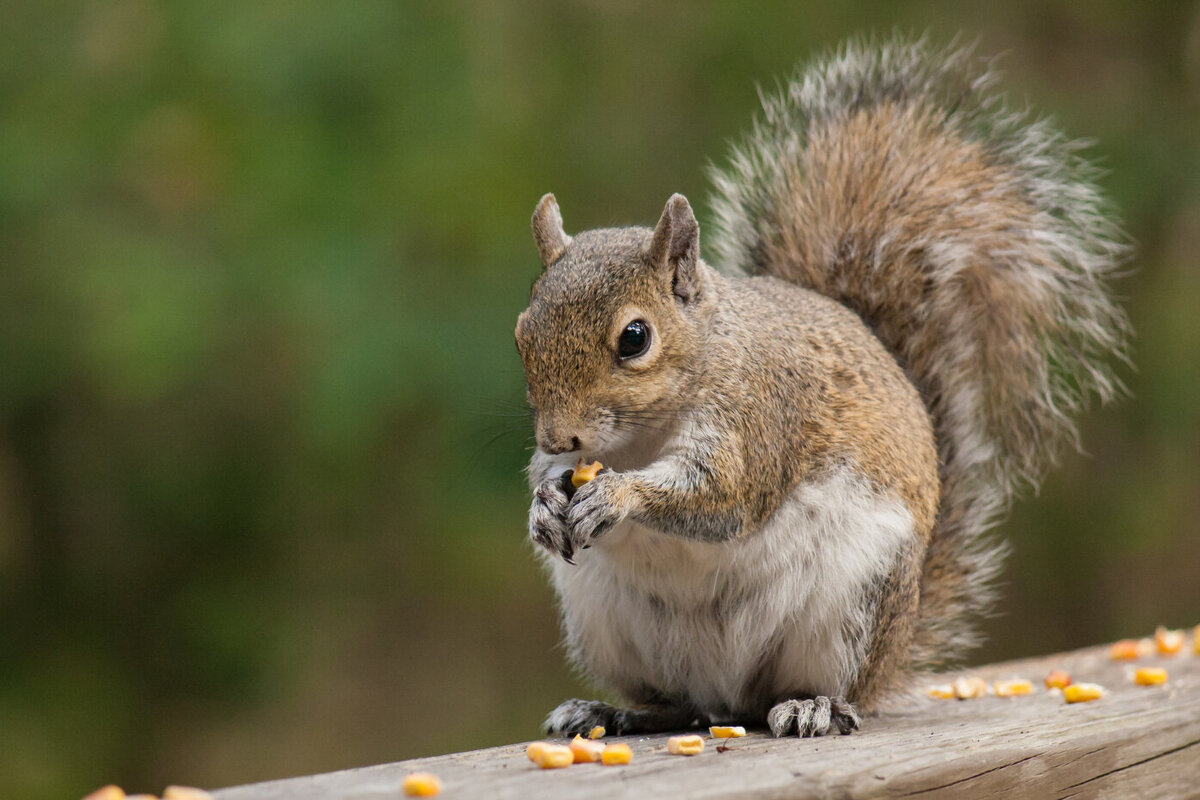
528 472 575 563
567 471 630 548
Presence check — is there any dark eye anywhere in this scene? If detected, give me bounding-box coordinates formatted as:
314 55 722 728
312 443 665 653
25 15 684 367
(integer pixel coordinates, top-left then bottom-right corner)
617 320 650 360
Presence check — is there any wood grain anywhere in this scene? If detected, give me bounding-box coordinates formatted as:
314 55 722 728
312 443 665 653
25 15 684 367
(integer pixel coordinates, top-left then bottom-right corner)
212 642 1200 799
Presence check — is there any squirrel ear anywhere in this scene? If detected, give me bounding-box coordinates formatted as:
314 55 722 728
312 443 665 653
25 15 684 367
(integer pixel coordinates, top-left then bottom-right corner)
649 193 701 304
531 193 572 268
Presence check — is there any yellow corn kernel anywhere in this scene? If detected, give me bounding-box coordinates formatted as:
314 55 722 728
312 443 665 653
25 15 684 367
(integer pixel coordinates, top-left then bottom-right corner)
1155 626 1184 655
994 678 1034 697
401 772 443 796
600 743 633 766
952 676 988 699
1064 683 1105 703
533 744 574 769
526 741 551 762
1134 666 1168 686
569 734 605 763
1044 669 1072 689
667 735 705 755
926 683 955 699
81 787 126 800
570 460 604 488
587 726 606 739
1194 624 1200 655
709 726 746 738
1109 639 1143 660
163 788 213 800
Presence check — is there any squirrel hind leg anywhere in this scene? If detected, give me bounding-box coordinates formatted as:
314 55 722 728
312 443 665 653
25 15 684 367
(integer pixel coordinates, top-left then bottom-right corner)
544 698 697 736
767 696 861 737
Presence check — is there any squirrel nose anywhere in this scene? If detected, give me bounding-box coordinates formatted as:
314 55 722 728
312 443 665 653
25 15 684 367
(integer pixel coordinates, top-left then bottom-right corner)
538 424 583 455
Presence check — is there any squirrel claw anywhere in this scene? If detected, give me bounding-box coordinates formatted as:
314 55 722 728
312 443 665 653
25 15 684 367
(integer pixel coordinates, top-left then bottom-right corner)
767 696 859 738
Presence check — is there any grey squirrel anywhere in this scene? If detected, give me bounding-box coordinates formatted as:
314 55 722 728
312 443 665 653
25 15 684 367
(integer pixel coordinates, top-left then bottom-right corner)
514 37 1129 737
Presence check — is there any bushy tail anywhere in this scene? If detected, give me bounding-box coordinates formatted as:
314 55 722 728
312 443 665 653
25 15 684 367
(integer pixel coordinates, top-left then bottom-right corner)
708 36 1130 667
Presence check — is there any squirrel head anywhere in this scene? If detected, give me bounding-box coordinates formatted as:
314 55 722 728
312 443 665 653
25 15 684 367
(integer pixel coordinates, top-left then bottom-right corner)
516 193 710 458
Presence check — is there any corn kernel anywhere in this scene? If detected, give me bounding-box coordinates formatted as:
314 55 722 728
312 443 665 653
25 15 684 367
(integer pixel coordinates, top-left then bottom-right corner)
163 788 213 800
570 460 604 488
926 683 955 699
1064 683 1105 703
125 796 157 800
569 734 605 763
1044 669 1072 689
1109 639 1142 660
600 743 633 766
1154 627 1184 655
952 676 988 699
526 741 551 762
81 787 126 800
994 678 1034 697
587 726 606 739
532 744 574 769
1194 624 1200 655
667 735 705 755
709 726 746 738
401 772 443 796
1134 666 1168 686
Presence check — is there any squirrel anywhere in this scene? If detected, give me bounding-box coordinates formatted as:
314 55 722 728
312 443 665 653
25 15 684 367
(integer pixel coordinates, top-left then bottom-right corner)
514 36 1129 738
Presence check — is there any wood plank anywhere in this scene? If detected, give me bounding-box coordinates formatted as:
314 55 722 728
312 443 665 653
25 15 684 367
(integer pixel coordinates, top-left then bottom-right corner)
211 641 1200 799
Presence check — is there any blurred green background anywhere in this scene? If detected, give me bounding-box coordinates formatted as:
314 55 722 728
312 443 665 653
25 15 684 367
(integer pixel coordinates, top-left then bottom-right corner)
1 1 1198 797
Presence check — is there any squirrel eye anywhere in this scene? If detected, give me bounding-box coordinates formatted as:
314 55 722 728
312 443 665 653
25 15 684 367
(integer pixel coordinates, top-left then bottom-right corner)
617 320 650 360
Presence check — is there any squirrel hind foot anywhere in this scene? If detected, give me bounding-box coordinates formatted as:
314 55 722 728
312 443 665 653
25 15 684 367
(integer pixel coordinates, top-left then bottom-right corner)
767 696 860 737
544 698 697 736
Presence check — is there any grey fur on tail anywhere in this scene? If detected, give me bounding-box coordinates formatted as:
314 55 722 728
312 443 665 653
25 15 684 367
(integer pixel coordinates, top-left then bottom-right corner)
708 35 1131 669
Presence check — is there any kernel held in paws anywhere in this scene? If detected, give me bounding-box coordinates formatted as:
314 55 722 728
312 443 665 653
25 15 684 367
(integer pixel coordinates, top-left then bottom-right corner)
600 743 633 765
667 735 705 755
1064 683 1106 703
569 734 605 763
709 725 746 738
570 460 605 488
401 772 443 797
1134 667 1168 686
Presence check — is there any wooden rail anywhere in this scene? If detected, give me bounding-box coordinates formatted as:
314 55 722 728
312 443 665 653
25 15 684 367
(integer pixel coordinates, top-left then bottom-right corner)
212 641 1200 799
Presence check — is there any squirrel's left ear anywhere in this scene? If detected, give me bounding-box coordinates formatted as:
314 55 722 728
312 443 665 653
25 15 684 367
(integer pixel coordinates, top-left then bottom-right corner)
649 193 701 304
532 193 572 268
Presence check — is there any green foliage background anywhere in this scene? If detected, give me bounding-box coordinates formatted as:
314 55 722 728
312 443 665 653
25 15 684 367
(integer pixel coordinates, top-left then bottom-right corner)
1 2 1198 797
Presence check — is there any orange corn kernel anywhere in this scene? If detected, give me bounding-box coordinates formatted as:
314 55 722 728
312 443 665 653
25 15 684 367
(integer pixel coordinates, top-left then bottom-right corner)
401 772 443 797
1194 624 1200 655
1109 639 1143 660
1044 669 1072 689
82 788 126 800
952 676 988 699
667 735 705 755
1064 683 1106 703
1155 627 1184 655
600 743 633 766
532 744 574 769
570 460 605 488
587 726 606 739
569 735 605 763
994 678 1034 697
1134 667 1168 686
709 726 746 738
926 683 955 699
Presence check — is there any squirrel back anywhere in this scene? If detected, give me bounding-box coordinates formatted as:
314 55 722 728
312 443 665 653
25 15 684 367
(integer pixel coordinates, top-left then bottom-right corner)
708 37 1131 667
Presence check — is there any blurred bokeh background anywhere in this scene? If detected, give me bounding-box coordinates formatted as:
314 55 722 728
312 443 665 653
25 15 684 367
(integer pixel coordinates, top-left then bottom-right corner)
1 1 1198 797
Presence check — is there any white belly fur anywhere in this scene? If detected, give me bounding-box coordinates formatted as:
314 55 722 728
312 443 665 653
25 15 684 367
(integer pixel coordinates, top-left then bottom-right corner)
545 466 914 719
